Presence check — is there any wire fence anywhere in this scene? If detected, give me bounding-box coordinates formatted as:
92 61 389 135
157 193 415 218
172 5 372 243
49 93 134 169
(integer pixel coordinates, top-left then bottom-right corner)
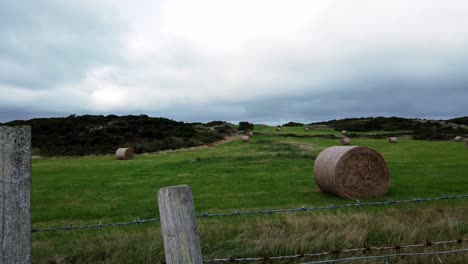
203 238 467 262
196 194 468 219
301 248 468 264
31 194 468 233
31 218 159 233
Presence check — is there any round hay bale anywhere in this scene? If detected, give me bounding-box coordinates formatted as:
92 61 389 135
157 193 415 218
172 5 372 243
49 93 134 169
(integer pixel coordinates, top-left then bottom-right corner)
341 130 348 137
454 136 464 142
388 137 398 143
276 127 281 131
115 148 134 160
340 138 351 145
241 135 250 142
313 146 390 199
304 127 310 131
248 131 254 136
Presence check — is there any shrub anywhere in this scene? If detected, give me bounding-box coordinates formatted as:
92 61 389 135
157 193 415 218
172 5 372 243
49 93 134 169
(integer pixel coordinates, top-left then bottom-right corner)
238 121 254 132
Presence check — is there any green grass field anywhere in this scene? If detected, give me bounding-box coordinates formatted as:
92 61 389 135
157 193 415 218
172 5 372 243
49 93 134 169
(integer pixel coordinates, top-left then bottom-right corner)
32 129 468 263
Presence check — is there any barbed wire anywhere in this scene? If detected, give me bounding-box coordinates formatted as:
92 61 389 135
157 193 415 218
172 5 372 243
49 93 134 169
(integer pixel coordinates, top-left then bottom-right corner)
301 248 468 264
31 217 159 233
32 194 468 233
203 238 467 262
197 194 468 219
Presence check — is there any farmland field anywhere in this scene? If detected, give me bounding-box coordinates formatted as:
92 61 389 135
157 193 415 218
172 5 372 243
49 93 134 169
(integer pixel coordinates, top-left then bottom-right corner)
32 127 468 263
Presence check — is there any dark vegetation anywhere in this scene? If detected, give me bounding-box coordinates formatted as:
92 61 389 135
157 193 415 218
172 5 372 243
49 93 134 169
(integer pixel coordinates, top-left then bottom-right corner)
237 121 254 132
448 116 468 126
2 115 234 156
282 121 304 127
311 116 468 140
312 116 418 131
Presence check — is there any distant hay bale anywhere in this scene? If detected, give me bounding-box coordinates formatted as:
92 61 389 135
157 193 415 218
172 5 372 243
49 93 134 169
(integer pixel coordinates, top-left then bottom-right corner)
115 148 134 160
241 135 250 142
454 136 464 142
341 130 348 137
313 146 390 199
304 127 310 131
340 138 351 145
248 131 254 136
276 127 281 131
388 137 398 143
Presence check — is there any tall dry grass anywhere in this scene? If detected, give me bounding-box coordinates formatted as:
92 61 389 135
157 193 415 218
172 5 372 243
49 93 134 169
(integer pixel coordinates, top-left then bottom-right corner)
35 205 468 263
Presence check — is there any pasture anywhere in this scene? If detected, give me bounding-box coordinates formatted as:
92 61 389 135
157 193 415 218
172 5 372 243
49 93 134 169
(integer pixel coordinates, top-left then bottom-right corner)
31 128 468 263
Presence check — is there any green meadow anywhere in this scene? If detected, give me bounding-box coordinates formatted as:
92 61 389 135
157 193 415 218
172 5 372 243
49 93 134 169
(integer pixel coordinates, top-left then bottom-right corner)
32 128 468 263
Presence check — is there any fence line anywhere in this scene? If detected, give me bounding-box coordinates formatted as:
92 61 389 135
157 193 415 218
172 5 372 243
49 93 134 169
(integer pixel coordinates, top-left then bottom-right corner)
203 238 467 262
31 218 159 233
31 194 468 233
301 248 468 264
196 194 468 219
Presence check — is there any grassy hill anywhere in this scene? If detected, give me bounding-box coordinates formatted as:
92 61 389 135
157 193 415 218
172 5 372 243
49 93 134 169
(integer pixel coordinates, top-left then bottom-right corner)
2 115 467 157
307 116 468 140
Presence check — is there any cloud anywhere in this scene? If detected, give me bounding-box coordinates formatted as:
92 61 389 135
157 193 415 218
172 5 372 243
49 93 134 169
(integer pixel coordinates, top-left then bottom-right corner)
1 0 468 123
0 1 122 90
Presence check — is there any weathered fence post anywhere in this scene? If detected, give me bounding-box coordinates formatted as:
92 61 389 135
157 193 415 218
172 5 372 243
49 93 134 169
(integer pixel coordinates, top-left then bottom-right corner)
158 185 203 264
0 126 31 264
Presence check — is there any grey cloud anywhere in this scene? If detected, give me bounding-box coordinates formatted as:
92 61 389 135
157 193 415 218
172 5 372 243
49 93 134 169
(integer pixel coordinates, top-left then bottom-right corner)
0 106 67 123
0 1 467 124
238 78 468 123
0 1 122 90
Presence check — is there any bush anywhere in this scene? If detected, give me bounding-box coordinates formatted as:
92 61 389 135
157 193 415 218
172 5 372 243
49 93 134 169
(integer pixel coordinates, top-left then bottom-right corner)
238 121 254 132
282 122 304 127
205 121 225 127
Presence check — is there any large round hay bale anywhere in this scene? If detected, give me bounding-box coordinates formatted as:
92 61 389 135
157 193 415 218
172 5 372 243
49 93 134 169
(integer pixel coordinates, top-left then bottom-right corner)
115 148 134 160
340 138 351 145
454 136 464 142
313 146 390 199
388 137 398 143
304 127 310 131
276 127 281 131
241 135 250 142
341 130 348 137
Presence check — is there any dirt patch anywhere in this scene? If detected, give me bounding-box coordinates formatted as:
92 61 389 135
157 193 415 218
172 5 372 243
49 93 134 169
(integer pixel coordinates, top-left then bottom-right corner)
152 134 243 154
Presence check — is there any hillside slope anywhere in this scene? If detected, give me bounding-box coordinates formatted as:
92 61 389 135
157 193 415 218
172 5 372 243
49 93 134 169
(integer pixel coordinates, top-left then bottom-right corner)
2 115 234 156
309 116 468 139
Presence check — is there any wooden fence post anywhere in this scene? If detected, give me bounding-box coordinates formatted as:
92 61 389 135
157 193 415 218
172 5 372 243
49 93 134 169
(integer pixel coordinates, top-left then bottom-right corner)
0 126 31 264
158 185 203 264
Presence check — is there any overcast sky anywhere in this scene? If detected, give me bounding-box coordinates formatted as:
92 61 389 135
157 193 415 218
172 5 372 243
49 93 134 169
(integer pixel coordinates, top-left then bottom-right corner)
1 0 467 124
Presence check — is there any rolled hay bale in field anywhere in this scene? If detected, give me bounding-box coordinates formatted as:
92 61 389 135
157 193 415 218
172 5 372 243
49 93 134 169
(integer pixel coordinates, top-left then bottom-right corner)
304 127 310 131
388 137 398 143
276 127 282 131
313 146 390 199
115 148 134 160
340 138 351 145
341 130 348 137
248 131 254 136
241 135 250 142
454 136 464 142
